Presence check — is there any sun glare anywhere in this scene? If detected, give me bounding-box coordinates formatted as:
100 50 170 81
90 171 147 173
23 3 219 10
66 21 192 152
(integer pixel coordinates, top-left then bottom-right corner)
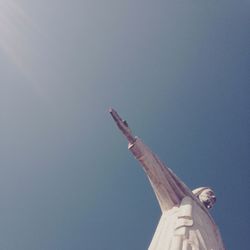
0 0 31 69
0 0 47 96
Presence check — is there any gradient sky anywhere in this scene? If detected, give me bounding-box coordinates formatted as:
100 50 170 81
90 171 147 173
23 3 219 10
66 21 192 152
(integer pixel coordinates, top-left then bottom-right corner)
0 0 249 249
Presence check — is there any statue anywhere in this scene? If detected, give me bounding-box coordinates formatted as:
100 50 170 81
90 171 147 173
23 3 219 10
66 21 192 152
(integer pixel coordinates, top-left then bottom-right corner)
109 108 225 250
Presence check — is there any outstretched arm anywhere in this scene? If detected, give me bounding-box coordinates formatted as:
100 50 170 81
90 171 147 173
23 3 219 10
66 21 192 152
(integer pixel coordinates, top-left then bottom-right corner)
109 108 193 211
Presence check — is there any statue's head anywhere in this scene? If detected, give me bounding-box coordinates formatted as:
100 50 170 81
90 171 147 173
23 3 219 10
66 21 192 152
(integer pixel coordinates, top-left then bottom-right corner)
192 187 216 209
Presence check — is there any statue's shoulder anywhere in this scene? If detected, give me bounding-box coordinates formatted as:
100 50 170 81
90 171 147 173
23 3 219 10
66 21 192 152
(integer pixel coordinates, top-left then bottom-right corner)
180 196 193 206
179 196 210 221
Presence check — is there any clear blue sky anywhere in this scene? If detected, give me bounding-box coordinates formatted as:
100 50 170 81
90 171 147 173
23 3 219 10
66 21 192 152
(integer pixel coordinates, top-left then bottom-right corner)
0 0 249 249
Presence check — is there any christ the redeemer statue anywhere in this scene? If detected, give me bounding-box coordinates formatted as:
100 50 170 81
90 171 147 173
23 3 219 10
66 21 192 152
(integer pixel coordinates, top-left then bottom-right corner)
109 108 225 250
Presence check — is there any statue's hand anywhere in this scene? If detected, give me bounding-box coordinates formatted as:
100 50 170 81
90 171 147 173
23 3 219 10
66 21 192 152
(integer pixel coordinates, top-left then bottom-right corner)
109 108 136 144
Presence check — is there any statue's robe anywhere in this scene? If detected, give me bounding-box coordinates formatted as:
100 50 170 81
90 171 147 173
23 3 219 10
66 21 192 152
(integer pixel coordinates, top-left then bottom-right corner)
129 138 225 250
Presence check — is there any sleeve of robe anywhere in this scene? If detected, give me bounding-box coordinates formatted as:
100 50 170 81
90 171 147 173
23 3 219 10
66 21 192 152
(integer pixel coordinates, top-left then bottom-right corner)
129 137 196 212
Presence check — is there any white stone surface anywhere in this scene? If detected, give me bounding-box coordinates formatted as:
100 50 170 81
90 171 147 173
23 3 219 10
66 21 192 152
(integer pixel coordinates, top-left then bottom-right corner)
129 138 225 250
